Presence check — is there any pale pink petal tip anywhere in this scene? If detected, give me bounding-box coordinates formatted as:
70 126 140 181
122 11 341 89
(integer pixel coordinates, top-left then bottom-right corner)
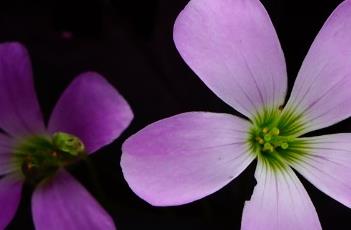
174 0 287 118
121 112 254 206
241 161 321 230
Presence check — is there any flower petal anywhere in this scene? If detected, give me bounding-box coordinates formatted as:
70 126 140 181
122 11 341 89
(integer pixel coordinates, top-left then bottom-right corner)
284 0 351 133
48 72 133 154
0 42 45 137
290 134 351 208
0 133 16 175
0 176 22 229
121 112 254 206
174 0 287 118
241 160 321 230
32 170 116 230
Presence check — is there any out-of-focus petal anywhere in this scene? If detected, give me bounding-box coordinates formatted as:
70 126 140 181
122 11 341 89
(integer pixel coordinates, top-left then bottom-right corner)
32 170 116 230
291 134 351 208
174 0 287 119
0 42 45 137
48 72 133 154
0 133 16 175
284 0 351 134
0 176 22 229
241 160 321 230
121 112 254 206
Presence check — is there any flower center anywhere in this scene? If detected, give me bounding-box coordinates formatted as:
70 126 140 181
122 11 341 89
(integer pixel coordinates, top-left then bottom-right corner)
254 127 292 153
248 108 308 169
13 132 86 184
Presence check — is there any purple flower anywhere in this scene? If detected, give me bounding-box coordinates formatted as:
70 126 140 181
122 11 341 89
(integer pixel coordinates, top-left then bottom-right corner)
121 0 351 229
0 42 133 229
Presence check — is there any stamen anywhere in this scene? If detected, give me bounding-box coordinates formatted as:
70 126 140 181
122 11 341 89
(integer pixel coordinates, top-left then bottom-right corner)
270 127 280 136
264 134 272 142
281 142 289 149
255 136 264 144
263 143 274 152
262 127 269 134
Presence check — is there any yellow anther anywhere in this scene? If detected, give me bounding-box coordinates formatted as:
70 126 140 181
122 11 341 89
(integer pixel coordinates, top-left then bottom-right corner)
263 143 274 152
270 127 280 136
262 127 269 134
255 136 265 144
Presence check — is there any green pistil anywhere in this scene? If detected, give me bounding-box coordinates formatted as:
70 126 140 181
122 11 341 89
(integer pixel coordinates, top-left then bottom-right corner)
13 132 86 184
53 132 85 156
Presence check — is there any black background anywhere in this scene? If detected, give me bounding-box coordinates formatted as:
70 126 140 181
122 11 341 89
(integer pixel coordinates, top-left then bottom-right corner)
2 0 351 229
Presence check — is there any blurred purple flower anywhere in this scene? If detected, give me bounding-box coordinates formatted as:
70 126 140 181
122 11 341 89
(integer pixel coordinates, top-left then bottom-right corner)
121 0 351 229
0 42 133 230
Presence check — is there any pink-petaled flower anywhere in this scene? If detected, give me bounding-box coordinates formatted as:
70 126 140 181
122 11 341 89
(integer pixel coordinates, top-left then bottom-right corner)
0 42 133 230
121 0 351 229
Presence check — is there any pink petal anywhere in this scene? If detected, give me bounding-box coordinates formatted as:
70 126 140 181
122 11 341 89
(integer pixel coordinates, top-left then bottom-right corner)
241 160 321 230
32 170 116 230
48 72 133 154
0 133 16 175
0 176 23 229
121 112 254 206
290 134 351 208
284 0 351 133
0 42 45 137
174 0 287 118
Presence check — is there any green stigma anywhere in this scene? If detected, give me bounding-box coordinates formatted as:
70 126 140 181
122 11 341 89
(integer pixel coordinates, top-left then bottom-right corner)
53 132 85 156
13 132 86 184
248 108 309 170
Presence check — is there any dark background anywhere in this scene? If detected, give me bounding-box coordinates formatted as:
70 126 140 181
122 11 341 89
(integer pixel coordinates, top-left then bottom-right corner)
2 0 350 229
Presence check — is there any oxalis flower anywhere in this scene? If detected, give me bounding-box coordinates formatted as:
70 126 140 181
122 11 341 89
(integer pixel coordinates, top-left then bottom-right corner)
0 42 133 229
121 0 351 229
